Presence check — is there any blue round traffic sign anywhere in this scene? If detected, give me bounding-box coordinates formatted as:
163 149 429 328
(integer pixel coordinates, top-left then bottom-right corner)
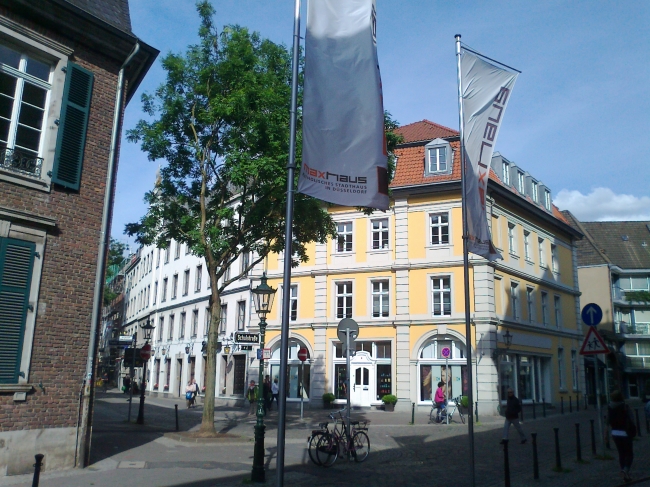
581 303 603 327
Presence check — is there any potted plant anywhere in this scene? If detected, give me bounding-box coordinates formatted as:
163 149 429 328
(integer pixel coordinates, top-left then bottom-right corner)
163 384 169 391
153 383 159 390
381 394 397 411
322 392 336 409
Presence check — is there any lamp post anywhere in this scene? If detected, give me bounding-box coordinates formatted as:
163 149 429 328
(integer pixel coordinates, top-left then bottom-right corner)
136 318 155 425
250 272 276 483
492 328 513 407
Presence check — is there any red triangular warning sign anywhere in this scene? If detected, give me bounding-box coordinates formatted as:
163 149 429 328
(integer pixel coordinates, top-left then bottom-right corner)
579 327 609 355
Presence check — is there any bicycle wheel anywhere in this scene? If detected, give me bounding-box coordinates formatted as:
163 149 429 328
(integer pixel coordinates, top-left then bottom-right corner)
458 409 466 424
351 431 370 463
429 407 436 423
316 433 338 467
308 431 326 466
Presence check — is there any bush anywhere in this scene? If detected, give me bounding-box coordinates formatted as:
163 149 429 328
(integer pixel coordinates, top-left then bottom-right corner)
322 392 336 403
381 394 398 405
460 395 469 408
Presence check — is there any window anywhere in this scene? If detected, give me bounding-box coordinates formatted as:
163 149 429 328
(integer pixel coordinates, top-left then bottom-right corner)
161 278 168 302
174 241 181 260
544 190 551 210
571 350 579 391
204 308 211 337
146 285 150 308
510 282 520 320
153 281 158 305
524 231 531 260
526 287 535 323
289 285 298 321
172 274 178 299
507 223 516 255
336 282 353 319
336 222 353 253
551 244 558 273
156 249 160 268
237 301 246 331
432 277 451 316
428 146 447 172
157 317 164 342
531 181 538 202
372 280 389 318
516 171 524 193
538 238 545 267
195 265 202 292
185 242 190 255
430 213 449 245
502 161 510 185
554 295 562 327
179 312 186 339
541 291 549 326
241 252 249 277
191 310 199 337
183 269 189 296
168 315 175 341
223 264 231 282
219 304 227 334
164 246 170 264
557 348 565 390
371 218 389 250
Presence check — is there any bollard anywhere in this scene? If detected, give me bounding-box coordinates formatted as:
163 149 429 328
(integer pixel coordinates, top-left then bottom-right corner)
554 427 562 470
646 407 650 434
503 439 511 487
561 396 564 414
532 400 536 420
411 402 415 425
531 433 539 480
569 396 572 413
543 399 546 418
32 454 44 487
584 394 588 410
175 404 179 432
575 423 582 461
635 409 642 437
590 419 596 455
604 415 610 449
476 400 480 424
576 394 579 412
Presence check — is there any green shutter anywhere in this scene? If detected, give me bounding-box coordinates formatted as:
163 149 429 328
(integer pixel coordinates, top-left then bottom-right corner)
51 62 94 190
0 237 35 384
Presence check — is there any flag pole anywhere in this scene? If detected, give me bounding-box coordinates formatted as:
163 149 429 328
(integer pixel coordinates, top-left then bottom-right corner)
276 0 301 485
455 34 476 487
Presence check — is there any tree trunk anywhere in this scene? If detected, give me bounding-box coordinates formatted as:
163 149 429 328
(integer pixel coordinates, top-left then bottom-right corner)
199 272 221 435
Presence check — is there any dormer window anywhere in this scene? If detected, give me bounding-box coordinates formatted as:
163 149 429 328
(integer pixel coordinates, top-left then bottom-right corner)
424 138 453 176
517 171 525 193
502 161 510 185
544 190 551 210
531 181 538 202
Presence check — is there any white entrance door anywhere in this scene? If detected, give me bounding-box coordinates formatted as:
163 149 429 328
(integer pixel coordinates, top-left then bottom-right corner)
351 365 374 406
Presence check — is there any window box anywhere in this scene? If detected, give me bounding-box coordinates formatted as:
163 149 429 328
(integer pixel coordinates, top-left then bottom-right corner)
163 384 169 391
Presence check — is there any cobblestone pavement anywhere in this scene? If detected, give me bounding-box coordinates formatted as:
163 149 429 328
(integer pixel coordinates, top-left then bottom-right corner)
1 390 649 487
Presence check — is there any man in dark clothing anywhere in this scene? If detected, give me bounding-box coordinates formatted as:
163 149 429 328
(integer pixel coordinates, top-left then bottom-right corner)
501 388 526 444
123 375 131 394
608 390 635 482
263 375 271 414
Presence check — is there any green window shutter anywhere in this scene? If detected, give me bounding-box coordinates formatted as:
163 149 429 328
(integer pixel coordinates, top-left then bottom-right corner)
51 62 94 190
0 237 35 384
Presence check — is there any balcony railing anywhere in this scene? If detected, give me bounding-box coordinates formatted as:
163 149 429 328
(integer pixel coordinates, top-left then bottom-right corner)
616 321 650 335
0 147 43 178
613 286 650 302
627 356 650 369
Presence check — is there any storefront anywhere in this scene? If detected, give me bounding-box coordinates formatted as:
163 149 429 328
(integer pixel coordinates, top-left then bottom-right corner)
417 334 467 404
499 354 551 403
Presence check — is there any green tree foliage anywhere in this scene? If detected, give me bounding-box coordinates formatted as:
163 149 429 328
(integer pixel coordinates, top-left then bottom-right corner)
103 238 127 306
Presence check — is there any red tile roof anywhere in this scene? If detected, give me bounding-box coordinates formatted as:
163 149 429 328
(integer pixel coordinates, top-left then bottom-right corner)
394 119 458 144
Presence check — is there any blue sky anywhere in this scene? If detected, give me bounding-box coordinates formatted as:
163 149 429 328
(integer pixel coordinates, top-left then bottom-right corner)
113 0 650 248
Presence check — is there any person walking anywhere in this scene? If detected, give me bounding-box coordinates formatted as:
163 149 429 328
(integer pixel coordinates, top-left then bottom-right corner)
190 378 200 408
501 388 526 444
246 380 258 415
271 377 279 410
102 372 109 393
434 381 446 422
608 390 635 483
185 379 195 409
263 375 271 414
123 375 131 394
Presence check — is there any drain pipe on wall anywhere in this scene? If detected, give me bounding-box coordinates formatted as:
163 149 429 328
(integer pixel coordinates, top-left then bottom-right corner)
77 41 140 468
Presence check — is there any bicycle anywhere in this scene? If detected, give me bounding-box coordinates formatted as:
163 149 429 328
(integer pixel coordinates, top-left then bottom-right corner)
307 422 331 466
312 408 370 467
429 396 465 424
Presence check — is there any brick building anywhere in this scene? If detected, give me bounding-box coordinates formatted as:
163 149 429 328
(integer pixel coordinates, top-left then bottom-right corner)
0 0 156 476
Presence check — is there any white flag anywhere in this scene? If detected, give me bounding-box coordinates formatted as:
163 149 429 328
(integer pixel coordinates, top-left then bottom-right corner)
461 49 518 261
299 0 388 210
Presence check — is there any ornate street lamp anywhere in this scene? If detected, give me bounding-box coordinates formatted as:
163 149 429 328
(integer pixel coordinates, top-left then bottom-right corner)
136 317 155 425
250 272 276 483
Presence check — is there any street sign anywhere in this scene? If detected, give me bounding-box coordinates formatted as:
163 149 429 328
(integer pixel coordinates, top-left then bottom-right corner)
579 327 609 355
441 347 451 358
140 343 152 360
122 348 143 367
263 348 271 360
297 347 308 361
234 332 260 344
337 318 359 344
240 345 252 351
581 303 603 327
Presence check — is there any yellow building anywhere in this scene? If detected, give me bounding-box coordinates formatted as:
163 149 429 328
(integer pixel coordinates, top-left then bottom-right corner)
257 120 583 415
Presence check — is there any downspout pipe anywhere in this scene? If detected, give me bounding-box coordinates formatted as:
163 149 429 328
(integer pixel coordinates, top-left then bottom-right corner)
78 41 140 467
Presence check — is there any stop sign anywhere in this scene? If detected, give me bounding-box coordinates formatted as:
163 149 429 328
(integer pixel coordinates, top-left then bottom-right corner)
140 343 152 360
297 347 308 362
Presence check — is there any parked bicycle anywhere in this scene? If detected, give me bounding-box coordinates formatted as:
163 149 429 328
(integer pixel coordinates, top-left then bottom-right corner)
430 396 465 424
307 408 370 467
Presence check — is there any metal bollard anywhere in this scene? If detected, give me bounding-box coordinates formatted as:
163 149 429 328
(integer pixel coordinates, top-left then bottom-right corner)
554 427 562 470
635 409 642 437
503 439 511 487
543 398 546 418
561 396 564 414
590 419 596 455
411 402 415 425
531 433 539 480
532 400 536 420
569 396 572 413
604 415 610 449
32 454 44 487
575 423 582 461
175 404 179 431
576 394 579 412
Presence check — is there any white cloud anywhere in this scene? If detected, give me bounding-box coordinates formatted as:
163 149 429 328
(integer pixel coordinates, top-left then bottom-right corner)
554 187 650 221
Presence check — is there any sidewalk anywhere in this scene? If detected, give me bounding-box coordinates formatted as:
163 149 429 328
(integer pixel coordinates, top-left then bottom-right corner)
1 390 648 487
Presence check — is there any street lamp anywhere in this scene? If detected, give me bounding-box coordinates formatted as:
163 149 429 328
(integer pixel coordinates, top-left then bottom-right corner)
250 272 276 483
136 318 155 425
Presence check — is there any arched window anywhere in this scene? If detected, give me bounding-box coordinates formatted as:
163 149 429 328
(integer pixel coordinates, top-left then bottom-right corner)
269 340 310 400
418 334 468 403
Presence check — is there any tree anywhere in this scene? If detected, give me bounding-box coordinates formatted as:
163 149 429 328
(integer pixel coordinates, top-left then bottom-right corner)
103 238 127 306
125 1 335 435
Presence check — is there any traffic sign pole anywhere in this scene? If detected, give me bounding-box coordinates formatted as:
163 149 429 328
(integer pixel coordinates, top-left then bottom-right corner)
346 327 351 460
